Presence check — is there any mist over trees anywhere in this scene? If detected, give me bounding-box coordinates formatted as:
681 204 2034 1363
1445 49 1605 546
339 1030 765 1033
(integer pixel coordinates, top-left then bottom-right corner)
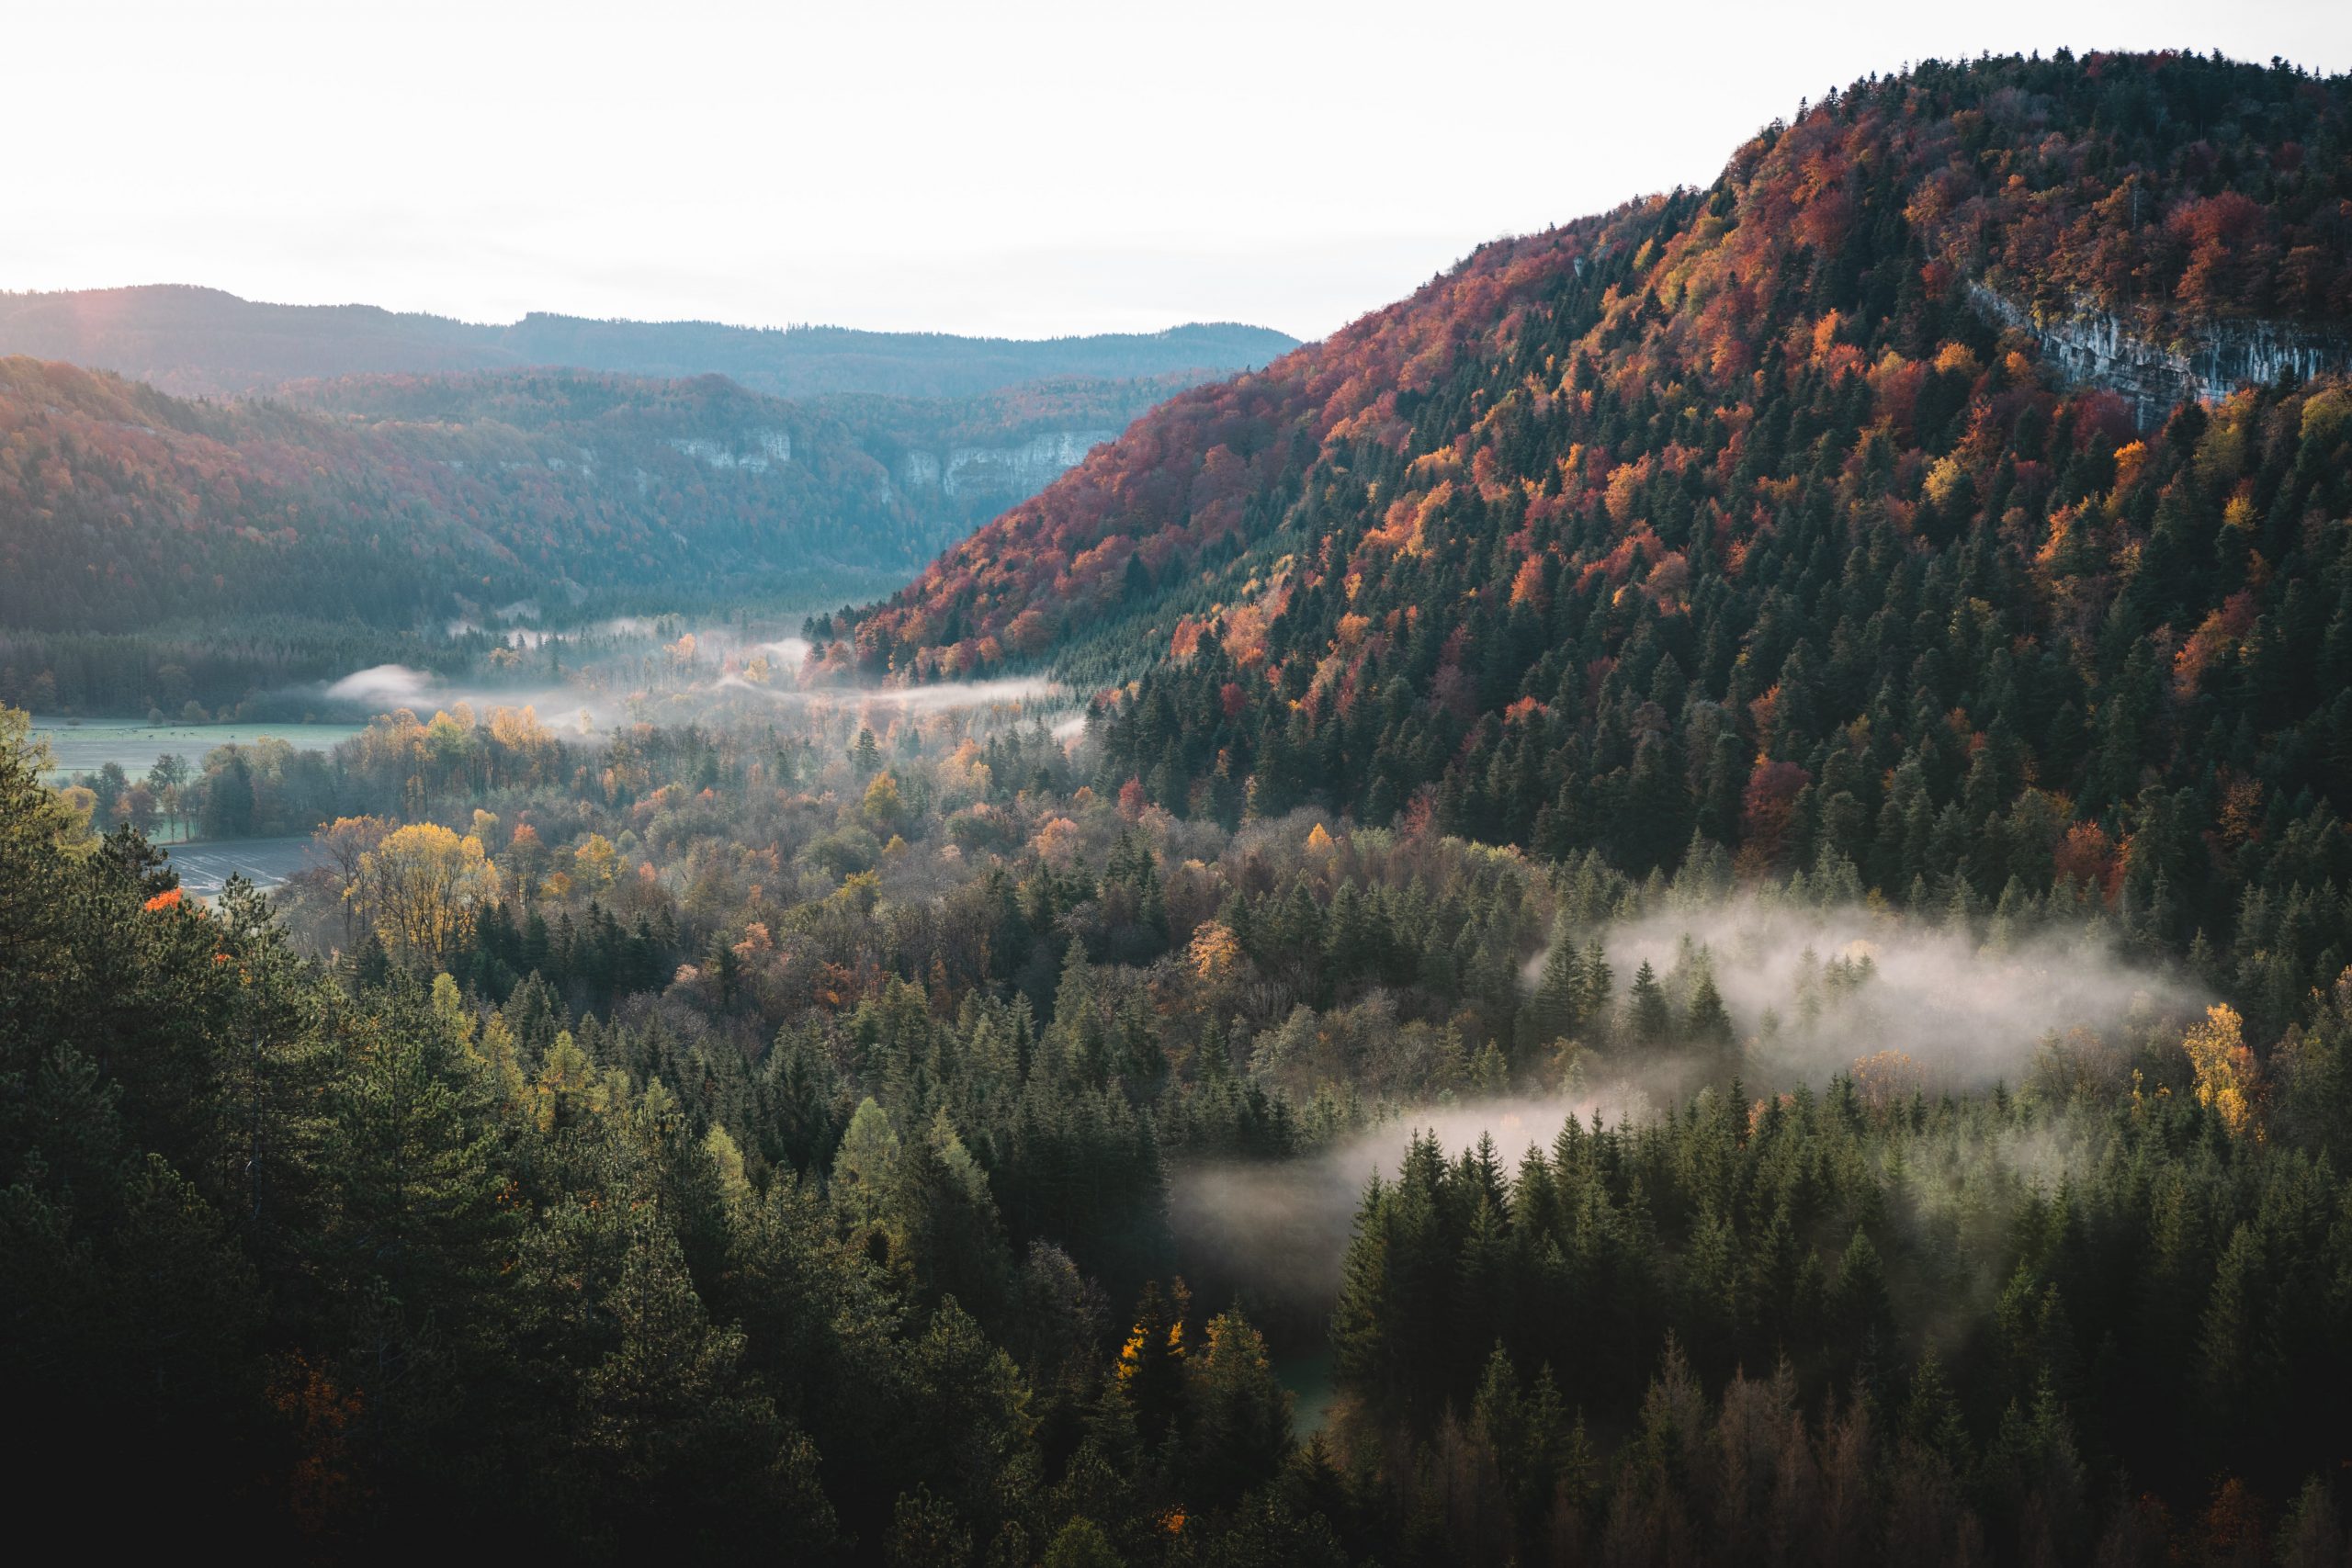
10 658 2352 1562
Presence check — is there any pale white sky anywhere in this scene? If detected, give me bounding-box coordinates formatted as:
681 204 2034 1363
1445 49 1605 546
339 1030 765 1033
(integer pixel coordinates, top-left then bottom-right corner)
7 0 2346 341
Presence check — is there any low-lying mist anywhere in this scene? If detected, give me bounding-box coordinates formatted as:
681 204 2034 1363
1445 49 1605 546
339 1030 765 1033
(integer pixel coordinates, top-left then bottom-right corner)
1175 897 2205 1343
1170 1099 1596 1340
1579 897 2202 1089
719 671 1067 715
324 664 436 705
317 663 613 728
311 654 1075 743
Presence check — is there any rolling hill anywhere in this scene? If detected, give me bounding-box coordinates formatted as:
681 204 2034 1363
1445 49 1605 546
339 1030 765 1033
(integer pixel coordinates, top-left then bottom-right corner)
0 357 1231 715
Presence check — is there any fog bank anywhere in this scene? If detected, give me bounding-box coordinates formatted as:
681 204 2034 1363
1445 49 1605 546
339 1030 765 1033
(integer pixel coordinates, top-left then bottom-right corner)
1170 1097 1599 1337
1587 898 2203 1089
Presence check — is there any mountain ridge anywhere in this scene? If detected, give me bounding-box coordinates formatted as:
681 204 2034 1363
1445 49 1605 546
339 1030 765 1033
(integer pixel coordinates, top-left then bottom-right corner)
0 283 1300 400
0 356 941 637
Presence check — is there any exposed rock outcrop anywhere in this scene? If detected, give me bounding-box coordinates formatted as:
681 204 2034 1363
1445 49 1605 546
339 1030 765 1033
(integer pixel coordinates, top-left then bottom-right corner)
897 429 1114 501
663 428 793 471
1969 283 2352 427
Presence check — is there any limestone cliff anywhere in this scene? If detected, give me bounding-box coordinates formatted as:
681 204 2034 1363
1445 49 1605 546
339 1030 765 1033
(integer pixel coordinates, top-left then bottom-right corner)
1969 283 2352 427
896 429 1114 502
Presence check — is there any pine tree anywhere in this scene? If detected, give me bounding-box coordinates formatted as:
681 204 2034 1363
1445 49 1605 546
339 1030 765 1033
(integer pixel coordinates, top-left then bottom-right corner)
1577 940 1615 1048
320 980 508 1326
1682 964 1736 1080
831 1096 903 1240
1184 1308 1293 1506
1523 922 1583 1051
1627 960 1674 1048
1114 1278 1191 1447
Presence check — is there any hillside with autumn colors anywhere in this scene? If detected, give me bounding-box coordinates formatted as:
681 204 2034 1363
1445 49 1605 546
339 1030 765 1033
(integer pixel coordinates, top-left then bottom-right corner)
831 51 2352 986
0 357 973 653
0 354 1221 666
835 50 2351 681
0 309 1283 714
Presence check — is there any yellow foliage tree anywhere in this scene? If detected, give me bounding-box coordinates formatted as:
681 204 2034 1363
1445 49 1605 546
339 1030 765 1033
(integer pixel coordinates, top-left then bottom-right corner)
703 1122 752 1208
1031 817 1080 865
314 815 393 889
531 1028 606 1134
2182 1003 2262 1138
1188 920 1243 983
56 784 97 832
862 772 905 834
1924 454 1969 507
354 823 500 970
574 833 618 890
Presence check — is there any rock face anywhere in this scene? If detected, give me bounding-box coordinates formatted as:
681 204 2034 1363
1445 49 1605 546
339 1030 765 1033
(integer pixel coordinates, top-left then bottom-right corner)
663 428 793 471
898 429 1114 502
1969 283 2352 427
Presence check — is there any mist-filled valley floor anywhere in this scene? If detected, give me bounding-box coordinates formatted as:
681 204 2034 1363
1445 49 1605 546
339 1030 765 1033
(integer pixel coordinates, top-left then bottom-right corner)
13 647 2350 1563
8 43 2352 1568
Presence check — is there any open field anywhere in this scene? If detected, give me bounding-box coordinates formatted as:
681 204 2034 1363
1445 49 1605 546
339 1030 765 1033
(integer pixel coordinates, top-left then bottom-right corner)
30 717 365 784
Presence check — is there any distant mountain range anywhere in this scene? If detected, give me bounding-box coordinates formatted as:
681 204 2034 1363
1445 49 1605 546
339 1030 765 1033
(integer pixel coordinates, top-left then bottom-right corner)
0 289 1301 716
0 285 1300 400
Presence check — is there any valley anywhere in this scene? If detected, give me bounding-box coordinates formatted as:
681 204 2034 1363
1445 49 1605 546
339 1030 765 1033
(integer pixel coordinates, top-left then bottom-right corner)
6 42 2352 1568
0 305 1293 720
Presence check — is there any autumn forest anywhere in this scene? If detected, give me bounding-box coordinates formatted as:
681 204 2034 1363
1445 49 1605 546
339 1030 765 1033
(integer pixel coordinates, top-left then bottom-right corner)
6 46 2352 1568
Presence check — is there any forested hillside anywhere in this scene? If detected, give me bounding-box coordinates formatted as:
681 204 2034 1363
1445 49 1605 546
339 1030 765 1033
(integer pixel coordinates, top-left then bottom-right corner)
0 358 1197 714
0 358 935 630
0 295 1289 717
13 662 2352 1563
832 51 2352 1007
286 367 1196 532
0 285 1299 400
0 310 1287 715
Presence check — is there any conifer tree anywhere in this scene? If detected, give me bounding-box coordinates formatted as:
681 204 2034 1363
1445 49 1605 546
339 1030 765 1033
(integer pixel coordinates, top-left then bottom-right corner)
1627 960 1675 1048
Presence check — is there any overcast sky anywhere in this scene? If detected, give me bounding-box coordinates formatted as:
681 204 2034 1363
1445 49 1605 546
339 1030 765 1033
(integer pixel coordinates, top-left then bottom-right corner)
8 0 2347 342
